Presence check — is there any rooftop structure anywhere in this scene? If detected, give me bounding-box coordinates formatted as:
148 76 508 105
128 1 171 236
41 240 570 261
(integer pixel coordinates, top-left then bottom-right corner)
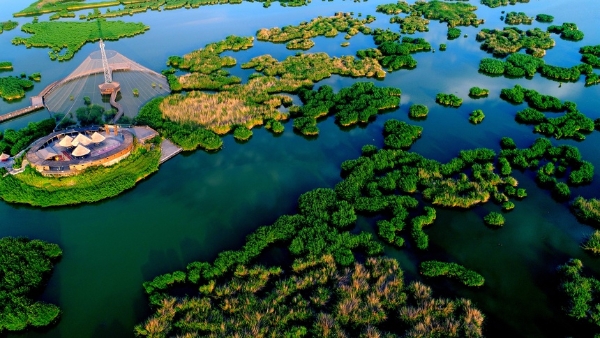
26 125 135 176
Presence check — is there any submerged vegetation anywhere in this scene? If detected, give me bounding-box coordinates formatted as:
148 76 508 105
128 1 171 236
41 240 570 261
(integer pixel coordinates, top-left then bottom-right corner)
0 145 160 207
420 260 485 287
0 237 62 333
12 19 149 61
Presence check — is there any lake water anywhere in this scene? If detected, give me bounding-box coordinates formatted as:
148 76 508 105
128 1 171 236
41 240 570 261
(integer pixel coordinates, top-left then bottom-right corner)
2 0 600 337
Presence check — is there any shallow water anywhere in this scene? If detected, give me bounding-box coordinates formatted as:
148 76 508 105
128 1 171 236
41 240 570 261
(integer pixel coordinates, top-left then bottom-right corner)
2 0 600 337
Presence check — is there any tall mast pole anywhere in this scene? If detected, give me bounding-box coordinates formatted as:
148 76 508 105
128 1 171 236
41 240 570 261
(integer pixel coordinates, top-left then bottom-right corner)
99 39 112 84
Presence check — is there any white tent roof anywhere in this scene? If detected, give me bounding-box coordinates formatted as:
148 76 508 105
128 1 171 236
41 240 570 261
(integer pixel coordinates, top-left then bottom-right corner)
59 135 74 147
91 132 105 143
72 144 90 157
36 148 59 160
72 133 92 147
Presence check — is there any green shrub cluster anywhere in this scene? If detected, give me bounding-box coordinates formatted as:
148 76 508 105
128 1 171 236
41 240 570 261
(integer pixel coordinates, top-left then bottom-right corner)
501 84 565 111
579 46 600 83
500 138 594 199
0 61 12 71
233 126 253 141
136 97 223 151
265 119 284 134
409 104 428 118
0 75 34 101
0 20 18 34
439 43 447 51
411 206 436 249
0 237 62 333
548 22 584 41
166 35 253 90
484 211 505 226
390 14 430 34
292 82 401 135
476 27 554 57
0 119 55 156
504 12 532 25
12 19 149 61
582 230 600 255
572 197 600 227
436 93 462 107
536 14 554 23
411 1 484 28
357 37 431 72
256 12 374 46
447 27 461 39
469 86 489 97
136 121 488 337
480 0 529 8
469 109 485 124
371 28 400 45
376 1 411 14
420 260 485 287
557 259 600 329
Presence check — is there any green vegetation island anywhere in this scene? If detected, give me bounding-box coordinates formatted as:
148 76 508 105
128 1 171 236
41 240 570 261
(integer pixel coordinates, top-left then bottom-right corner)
0 237 62 333
134 121 497 336
420 260 485 287
12 19 149 61
1 1 600 337
0 20 18 34
0 74 34 101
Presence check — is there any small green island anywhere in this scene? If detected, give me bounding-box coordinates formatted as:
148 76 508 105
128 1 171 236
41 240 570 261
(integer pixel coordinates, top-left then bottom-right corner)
504 12 533 25
0 74 34 101
0 237 62 333
469 109 485 124
0 20 18 34
469 86 489 97
436 93 463 107
476 27 554 57
409 103 428 118
420 260 485 287
480 0 529 8
548 22 585 41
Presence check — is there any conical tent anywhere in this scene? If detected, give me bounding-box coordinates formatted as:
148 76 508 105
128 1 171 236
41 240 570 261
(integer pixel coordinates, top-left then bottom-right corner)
72 133 92 147
72 144 90 157
91 132 106 143
59 135 74 147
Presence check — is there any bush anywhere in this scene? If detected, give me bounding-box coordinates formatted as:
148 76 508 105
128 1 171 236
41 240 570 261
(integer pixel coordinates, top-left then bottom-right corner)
469 110 485 124
233 126 253 141
469 87 489 97
582 230 600 255
447 27 461 39
0 237 62 333
436 93 462 107
408 104 428 118
420 260 485 287
484 211 505 226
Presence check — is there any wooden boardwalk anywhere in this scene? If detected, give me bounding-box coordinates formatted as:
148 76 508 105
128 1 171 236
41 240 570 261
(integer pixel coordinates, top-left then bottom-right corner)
0 80 60 123
159 139 182 164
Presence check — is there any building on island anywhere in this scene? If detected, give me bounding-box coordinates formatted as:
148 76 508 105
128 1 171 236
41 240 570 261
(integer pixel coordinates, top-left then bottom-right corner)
26 125 135 176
